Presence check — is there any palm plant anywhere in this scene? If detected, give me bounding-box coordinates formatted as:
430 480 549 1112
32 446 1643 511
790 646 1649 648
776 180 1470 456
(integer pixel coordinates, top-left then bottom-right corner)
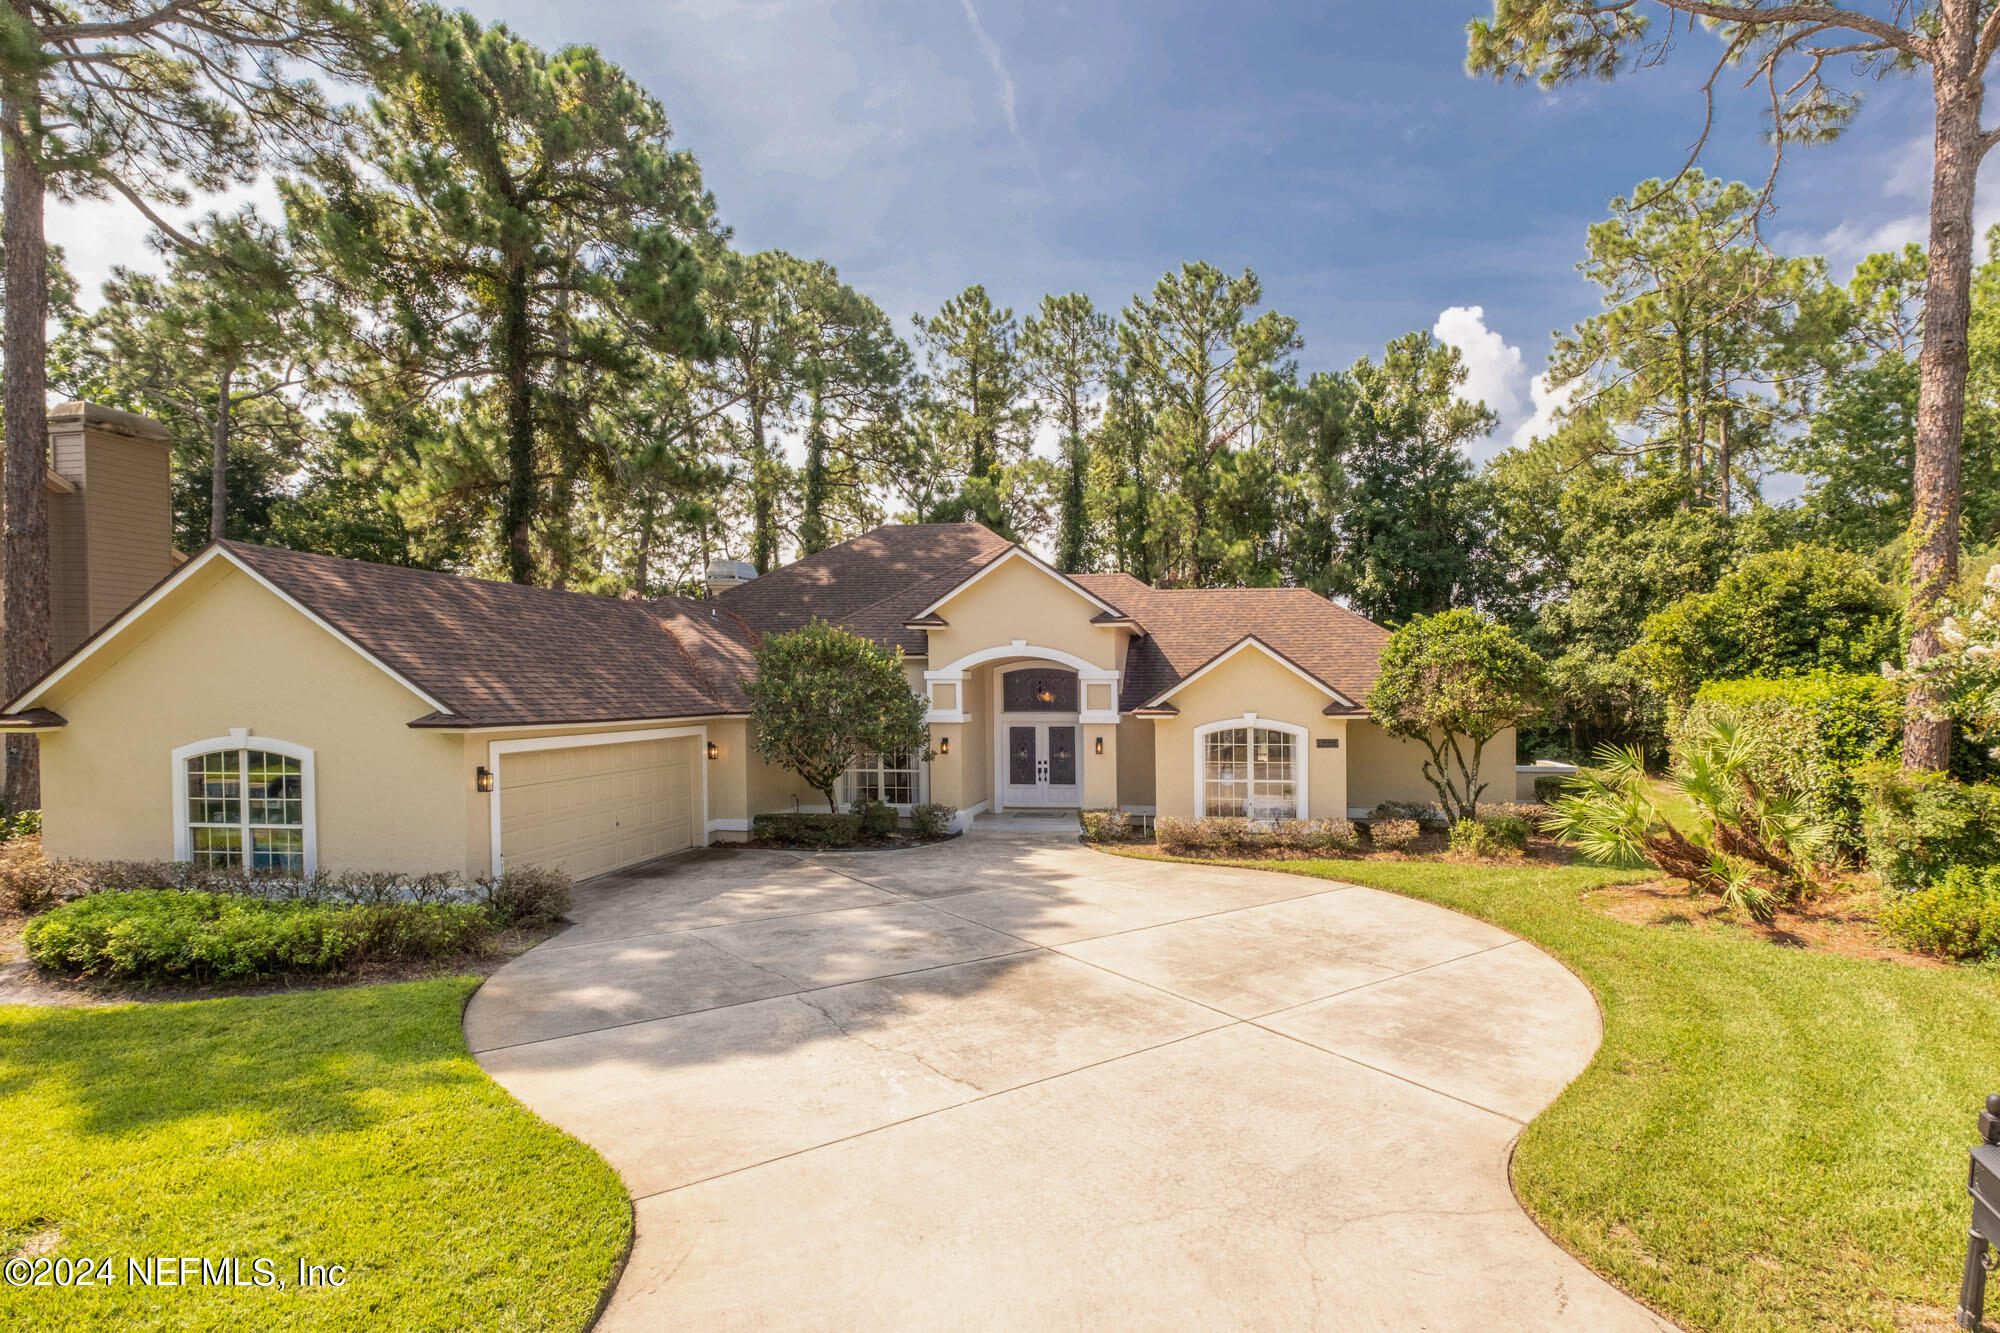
1547 719 1834 922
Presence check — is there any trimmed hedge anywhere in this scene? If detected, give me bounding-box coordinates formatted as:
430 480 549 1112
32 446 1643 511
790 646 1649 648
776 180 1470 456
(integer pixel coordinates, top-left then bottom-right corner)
1879 864 2000 961
910 803 956 839
1368 818 1421 851
751 812 861 847
1860 765 2000 891
850 799 899 838
23 890 494 982
1154 816 1359 857
1673 672 1904 855
1079 809 1134 843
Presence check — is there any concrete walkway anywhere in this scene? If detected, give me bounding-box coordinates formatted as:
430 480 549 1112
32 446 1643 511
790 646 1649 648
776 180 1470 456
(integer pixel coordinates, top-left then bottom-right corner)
466 832 1673 1332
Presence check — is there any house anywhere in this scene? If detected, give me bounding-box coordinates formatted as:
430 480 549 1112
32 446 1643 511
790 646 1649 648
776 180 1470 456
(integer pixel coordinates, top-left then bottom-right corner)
0 509 1503 881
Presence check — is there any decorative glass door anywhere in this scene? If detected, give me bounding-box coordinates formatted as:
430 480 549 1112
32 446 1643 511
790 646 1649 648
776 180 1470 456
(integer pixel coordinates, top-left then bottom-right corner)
1003 723 1082 807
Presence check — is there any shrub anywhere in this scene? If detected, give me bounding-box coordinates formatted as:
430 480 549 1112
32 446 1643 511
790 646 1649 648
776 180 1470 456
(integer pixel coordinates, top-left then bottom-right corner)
1859 765 2000 890
1368 818 1420 851
22 891 493 982
0 809 42 842
1203 817 1257 853
1673 673 1904 855
1372 801 1451 832
0 852 95 913
1879 865 2000 961
851 798 899 838
478 865 573 927
1078 809 1130 843
750 812 862 847
1533 775 1568 803
910 803 955 839
1482 815 1531 852
1154 816 1212 855
1273 818 1358 853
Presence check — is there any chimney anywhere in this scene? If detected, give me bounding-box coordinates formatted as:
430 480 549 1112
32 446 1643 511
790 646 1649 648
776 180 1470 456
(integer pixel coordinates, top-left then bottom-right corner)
46 402 175 658
704 559 757 598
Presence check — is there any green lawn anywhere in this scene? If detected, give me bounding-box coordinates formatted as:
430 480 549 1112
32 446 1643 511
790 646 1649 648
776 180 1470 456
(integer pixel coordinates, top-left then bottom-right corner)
0 978 629 1332
1106 847 2000 1333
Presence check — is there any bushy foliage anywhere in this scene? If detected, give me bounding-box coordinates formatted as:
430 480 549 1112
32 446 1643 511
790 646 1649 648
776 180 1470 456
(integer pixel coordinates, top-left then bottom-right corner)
1273 818 1359 852
909 803 956 839
750 813 861 847
1367 818 1421 851
1367 609 1550 821
1078 809 1134 843
743 621 930 815
1371 800 1451 832
850 798 899 838
1154 817 1212 856
1628 546 1903 709
1899 561 2000 748
1548 722 1835 921
1859 765 2000 890
1674 673 1905 855
23 891 494 982
477 866 573 927
1 809 42 842
1879 865 2000 961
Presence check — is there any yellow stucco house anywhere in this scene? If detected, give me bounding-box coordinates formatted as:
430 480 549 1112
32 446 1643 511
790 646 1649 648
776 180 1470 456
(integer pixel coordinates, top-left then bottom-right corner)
0 520 1499 880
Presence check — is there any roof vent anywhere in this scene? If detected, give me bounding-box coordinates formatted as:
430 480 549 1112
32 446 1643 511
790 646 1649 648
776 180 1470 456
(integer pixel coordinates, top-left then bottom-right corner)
704 559 757 597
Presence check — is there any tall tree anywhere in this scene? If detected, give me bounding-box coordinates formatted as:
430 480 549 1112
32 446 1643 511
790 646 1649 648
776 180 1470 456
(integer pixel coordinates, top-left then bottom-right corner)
1469 0 2000 772
55 210 316 548
1021 293 1115 571
289 4 717 585
1118 262 1299 585
794 265 907 556
703 250 810 573
0 0 358 808
913 285 1033 535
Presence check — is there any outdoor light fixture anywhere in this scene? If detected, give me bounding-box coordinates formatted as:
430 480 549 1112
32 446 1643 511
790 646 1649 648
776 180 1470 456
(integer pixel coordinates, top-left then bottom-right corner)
1037 687 1054 703
475 766 494 793
939 736 950 755
1094 736 1104 756
706 740 719 760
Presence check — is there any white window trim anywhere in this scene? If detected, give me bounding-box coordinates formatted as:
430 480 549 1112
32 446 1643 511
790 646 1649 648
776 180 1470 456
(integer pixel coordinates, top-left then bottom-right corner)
925 641 1120 725
1192 715 1308 820
171 728 318 873
486 725 709 876
842 749 925 812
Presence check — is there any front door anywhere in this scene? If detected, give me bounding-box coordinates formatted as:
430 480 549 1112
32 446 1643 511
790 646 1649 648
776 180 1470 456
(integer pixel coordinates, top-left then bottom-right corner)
1004 723 1081 807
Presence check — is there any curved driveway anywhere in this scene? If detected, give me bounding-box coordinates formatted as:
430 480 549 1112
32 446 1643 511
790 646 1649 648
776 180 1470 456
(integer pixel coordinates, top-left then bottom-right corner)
466 828 1673 1332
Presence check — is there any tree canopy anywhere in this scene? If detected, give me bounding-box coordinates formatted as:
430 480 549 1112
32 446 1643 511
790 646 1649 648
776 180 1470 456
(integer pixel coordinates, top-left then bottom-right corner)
743 621 929 815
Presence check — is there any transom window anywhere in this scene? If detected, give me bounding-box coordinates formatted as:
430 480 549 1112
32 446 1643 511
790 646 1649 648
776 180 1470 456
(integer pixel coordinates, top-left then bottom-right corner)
175 736 314 873
1202 727 1297 821
844 751 917 806
1001 668 1078 713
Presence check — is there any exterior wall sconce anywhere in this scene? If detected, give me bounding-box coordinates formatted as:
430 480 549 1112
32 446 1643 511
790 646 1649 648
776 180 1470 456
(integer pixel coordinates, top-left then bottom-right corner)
706 740 719 760
476 765 494 793
938 736 950 756
1094 736 1104 756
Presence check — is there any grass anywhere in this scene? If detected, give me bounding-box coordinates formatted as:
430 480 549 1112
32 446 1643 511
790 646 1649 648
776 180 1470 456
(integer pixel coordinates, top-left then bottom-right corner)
1105 847 2000 1333
0 978 629 1332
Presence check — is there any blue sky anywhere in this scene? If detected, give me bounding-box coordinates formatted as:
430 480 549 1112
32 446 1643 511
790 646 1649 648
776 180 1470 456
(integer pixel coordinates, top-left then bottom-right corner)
54 0 1987 459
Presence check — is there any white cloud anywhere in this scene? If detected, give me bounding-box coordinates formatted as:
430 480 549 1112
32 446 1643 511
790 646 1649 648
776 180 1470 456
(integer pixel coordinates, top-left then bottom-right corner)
958 0 1031 159
1431 304 1528 459
1511 372 1572 448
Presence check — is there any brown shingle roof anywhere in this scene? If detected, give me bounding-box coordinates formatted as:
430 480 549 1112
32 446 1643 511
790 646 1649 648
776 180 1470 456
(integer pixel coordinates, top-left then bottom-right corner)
712 523 1016 655
222 542 759 728
1069 574 1387 715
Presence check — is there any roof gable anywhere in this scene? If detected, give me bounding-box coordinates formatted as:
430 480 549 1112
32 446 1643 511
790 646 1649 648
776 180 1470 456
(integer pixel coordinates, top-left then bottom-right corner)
1138 634 1358 710
912 547 1131 624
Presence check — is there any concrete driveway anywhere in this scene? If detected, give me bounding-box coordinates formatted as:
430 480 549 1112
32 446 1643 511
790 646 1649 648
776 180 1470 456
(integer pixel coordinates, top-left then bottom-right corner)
466 829 1673 1332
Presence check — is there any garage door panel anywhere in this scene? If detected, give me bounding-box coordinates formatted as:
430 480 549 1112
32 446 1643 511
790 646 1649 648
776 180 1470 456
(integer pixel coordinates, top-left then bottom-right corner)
500 736 698 878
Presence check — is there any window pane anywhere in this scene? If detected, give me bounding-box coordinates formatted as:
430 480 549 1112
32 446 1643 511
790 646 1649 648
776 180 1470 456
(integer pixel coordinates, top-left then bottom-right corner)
246 750 303 826
1002 669 1079 712
1009 727 1037 784
191 824 243 868
1047 726 1076 785
186 751 240 827
251 828 304 873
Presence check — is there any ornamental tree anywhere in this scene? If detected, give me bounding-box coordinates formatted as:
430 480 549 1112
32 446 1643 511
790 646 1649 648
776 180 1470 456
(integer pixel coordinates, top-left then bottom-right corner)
743 621 929 815
1366 609 1551 822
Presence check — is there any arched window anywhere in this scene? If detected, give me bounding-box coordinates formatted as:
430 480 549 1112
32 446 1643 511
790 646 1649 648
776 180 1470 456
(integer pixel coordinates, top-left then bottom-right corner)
172 733 316 873
1198 723 1300 821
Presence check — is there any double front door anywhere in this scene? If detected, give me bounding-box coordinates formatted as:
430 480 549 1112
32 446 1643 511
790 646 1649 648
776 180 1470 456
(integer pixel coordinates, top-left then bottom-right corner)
1004 722 1081 807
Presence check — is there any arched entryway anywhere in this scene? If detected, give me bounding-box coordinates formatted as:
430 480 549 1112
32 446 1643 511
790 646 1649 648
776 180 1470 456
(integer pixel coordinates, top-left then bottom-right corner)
996 664 1081 807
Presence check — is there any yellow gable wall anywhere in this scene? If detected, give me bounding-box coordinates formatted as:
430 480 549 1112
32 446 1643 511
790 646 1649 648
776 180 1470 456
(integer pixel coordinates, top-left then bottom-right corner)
922 555 1121 672
36 560 471 873
1346 719 1518 812
1150 648 1348 820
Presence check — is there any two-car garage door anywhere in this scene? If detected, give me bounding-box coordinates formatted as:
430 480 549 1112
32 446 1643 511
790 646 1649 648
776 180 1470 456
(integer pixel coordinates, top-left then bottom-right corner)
498 737 699 878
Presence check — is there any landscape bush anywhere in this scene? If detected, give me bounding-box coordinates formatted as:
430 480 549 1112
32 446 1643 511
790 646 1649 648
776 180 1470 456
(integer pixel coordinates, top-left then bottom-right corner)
0 809 41 842
1879 865 2000 961
1674 672 1903 855
477 865 572 927
1367 818 1421 851
850 798 900 838
750 812 862 847
1154 816 1213 855
1078 809 1132 843
1371 801 1450 832
1533 775 1569 803
22 891 494 982
909 803 956 839
1859 765 2000 890
1273 818 1358 852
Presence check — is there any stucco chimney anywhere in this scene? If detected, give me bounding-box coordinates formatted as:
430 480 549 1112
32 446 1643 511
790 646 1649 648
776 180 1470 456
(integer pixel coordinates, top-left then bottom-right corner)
704 558 757 598
46 401 175 658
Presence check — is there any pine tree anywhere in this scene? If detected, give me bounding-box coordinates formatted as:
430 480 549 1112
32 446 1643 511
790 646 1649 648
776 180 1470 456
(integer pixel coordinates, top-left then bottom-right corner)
1021 293 1114 571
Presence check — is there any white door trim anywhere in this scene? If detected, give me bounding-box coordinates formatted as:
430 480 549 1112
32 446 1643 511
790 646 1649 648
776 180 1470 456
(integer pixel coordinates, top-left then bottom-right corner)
488 725 708 875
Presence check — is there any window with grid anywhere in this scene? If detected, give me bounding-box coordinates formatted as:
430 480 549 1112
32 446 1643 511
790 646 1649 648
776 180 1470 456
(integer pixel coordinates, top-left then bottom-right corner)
843 751 916 806
1202 727 1296 821
184 748 307 872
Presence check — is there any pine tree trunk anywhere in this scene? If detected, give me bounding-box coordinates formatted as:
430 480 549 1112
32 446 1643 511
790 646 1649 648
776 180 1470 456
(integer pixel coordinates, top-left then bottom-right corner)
1057 395 1086 572
1716 405 1730 519
1907 39 1982 772
500 262 537 584
749 406 776 574
2 105 48 812
210 365 232 542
